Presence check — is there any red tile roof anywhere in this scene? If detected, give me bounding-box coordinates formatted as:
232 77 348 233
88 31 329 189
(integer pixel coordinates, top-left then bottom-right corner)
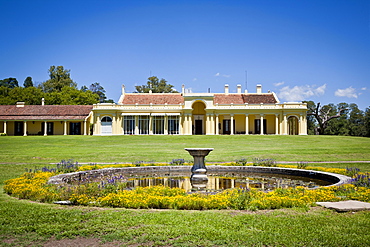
0 105 92 120
214 94 277 104
120 94 184 105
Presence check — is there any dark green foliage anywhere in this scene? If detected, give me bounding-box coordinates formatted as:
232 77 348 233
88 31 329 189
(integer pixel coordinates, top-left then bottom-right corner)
307 101 370 137
44 86 99 105
0 77 18 88
135 76 178 93
39 65 77 93
89 82 107 103
23 76 33 87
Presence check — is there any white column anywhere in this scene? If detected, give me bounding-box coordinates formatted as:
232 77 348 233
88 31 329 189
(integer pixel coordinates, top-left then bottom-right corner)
112 115 116 135
205 114 209 134
283 114 288 135
149 115 153 135
179 115 183 135
3 121 7 135
135 115 139 135
64 121 67 135
206 114 210 135
164 115 168 135
301 114 307 135
299 114 303 135
97 116 102 135
215 114 219 135
183 114 187 135
245 114 249 135
275 114 279 135
44 121 47 136
23 121 27 136
210 114 215 134
230 114 234 135
260 114 264 135
83 120 87 135
188 114 193 135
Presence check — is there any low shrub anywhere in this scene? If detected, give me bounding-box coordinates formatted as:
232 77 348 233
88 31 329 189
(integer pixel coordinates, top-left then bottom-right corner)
252 158 277 167
235 158 248 166
297 161 308 169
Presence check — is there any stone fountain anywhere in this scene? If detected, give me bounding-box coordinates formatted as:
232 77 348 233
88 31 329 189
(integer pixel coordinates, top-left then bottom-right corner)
184 148 213 190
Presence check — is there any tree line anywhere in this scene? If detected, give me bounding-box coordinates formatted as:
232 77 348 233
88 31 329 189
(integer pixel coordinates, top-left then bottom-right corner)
0 66 112 105
304 101 370 137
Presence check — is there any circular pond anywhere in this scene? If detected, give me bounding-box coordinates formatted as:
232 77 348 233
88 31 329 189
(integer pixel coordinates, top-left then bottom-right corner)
48 165 352 192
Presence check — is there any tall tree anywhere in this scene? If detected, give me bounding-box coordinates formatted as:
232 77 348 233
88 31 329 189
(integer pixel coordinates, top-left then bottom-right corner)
325 103 350 135
23 76 33 88
0 77 19 88
307 102 347 135
365 107 370 137
135 76 178 93
40 66 77 92
348 103 366 136
89 82 107 103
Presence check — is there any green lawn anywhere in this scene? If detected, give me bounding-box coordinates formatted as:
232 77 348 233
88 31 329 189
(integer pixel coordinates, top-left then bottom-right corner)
1 135 370 164
1 135 370 246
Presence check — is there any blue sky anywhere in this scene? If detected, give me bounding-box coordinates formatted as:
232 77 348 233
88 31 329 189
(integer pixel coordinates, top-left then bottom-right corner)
1 0 369 110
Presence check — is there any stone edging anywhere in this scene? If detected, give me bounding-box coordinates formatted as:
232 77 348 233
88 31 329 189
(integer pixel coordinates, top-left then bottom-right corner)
48 165 352 187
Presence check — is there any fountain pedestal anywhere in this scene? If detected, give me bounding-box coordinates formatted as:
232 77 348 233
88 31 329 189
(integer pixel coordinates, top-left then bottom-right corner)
185 148 213 190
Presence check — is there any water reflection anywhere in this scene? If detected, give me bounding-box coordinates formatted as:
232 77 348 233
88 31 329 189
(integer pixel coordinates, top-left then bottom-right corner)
125 173 331 192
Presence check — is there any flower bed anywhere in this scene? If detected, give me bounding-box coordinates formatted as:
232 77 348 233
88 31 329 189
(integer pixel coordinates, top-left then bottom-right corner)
4 163 370 210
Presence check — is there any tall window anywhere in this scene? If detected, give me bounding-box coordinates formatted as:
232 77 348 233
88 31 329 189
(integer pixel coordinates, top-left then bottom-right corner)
168 116 179 135
138 116 149 135
123 116 135 135
152 116 164 134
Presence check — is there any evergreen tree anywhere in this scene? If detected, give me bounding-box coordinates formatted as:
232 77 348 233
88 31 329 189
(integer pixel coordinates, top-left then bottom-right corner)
23 76 33 87
40 66 77 92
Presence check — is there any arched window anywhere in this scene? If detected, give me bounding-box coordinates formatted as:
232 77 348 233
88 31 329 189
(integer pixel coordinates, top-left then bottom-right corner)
101 116 112 135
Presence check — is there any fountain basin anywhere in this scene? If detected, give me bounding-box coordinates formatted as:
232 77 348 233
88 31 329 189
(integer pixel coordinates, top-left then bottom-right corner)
48 165 352 191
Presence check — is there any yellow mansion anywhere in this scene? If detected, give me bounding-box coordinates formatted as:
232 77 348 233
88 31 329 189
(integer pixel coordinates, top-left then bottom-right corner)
0 84 307 136
92 84 307 136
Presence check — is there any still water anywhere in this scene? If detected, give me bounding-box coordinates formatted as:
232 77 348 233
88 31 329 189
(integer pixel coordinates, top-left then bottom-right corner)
124 172 332 192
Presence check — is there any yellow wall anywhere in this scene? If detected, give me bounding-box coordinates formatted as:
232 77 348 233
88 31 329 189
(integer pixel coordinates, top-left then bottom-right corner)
5 122 15 135
192 102 206 115
234 115 245 134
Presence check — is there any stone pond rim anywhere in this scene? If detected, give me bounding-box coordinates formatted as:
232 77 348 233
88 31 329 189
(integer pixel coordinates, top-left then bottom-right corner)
48 165 352 187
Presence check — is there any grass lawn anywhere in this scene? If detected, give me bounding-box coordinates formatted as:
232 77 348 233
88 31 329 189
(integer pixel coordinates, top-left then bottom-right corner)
0 135 370 246
1 135 370 164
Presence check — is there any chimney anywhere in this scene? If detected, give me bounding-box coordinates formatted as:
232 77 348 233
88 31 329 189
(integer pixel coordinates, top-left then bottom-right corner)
121 84 126 95
237 84 242 94
42 98 45 106
224 84 229 94
16 102 25 107
182 84 185 94
256 84 262 94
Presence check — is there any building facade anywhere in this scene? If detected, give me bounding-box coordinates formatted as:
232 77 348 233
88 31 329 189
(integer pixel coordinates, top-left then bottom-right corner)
0 102 92 136
0 84 307 136
92 84 307 136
